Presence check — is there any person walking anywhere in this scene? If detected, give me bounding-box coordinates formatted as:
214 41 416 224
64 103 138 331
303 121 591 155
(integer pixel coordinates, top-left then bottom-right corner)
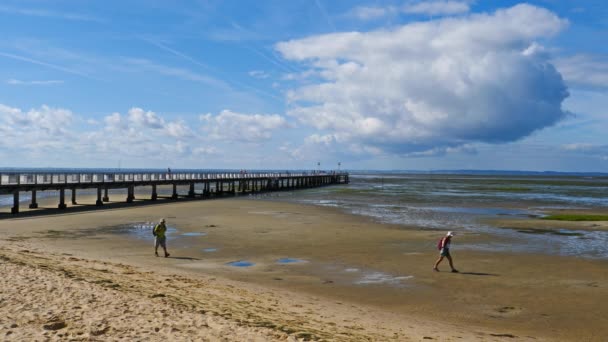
434 231 458 272
153 218 170 257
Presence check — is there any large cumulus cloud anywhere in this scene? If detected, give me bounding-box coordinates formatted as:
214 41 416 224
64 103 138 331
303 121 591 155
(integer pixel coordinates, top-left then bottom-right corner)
276 4 570 154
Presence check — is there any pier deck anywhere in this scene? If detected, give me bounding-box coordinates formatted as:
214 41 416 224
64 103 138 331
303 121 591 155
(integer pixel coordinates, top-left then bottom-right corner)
0 171 349 214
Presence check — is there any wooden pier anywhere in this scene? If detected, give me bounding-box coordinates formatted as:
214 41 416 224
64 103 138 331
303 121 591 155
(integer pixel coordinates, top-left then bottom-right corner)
0 171 349 214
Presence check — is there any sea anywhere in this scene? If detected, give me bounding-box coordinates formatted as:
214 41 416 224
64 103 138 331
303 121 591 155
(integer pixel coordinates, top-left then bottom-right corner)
2 169 608 259
265 172 608 259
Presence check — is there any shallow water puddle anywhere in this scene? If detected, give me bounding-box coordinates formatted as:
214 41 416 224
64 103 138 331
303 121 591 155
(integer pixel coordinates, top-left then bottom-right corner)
181 232 207 237
354 272 413 286
276 258 307 264
202 248 218 252
226 260 255 267
110 222 178 239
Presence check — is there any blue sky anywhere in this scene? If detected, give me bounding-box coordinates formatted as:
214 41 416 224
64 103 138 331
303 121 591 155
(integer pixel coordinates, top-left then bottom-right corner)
0 0 607 171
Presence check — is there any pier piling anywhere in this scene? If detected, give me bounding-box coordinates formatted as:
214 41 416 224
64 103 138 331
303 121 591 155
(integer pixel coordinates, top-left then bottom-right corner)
29 190 38 209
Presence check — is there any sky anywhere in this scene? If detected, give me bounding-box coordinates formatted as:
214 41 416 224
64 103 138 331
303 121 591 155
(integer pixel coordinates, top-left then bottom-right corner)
0 0 607 172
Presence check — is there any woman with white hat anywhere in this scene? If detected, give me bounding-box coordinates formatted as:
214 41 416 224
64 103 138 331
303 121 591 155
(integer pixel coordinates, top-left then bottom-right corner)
433 231 458 272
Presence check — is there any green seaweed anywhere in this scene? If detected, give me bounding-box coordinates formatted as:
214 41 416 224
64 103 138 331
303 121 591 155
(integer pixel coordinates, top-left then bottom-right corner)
516 229 584 237
541 214 608 221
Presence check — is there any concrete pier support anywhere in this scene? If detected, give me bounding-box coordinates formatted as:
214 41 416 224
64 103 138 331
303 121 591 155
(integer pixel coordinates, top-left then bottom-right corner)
151 184 158 201
188 183 195 198
58 189 67 209
171 184 178 200
11 192 19 214
71 188 77 205
126 186 134 203
96 187 103 206
29 190 38 209
102 188 109 202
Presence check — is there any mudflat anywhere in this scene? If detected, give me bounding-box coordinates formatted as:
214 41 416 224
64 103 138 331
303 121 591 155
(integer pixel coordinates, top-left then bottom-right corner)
1 196 607 341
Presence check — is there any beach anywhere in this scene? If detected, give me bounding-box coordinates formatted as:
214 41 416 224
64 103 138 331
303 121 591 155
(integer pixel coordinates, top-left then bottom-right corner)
1 193 607 341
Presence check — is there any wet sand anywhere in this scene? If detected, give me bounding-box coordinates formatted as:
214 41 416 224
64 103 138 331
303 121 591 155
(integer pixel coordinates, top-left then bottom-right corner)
1 196 607 341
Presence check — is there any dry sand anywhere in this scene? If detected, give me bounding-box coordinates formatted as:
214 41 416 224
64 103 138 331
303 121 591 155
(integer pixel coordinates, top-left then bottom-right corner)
1 195 607 341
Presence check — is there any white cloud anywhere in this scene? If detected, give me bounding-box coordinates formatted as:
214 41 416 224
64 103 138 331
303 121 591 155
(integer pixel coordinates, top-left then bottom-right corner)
561 143 608 160
192 146 219 155
0 104 75 152
403 1 471 16
104 107 194 139
554 54 608 88
200 109 289 142
0 104 73 135
282 69 319 81
277 4 569 156
128 107 164 129
0 103 202 164
166 120 194 138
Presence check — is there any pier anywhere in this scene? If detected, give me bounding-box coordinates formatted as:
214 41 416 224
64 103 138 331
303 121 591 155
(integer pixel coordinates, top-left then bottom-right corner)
0 170 349 214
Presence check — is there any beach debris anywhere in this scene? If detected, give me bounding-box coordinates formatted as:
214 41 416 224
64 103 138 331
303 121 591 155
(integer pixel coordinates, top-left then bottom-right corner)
490 333 516 338
90 325 110 336
43 318 67 331
150 293 166 298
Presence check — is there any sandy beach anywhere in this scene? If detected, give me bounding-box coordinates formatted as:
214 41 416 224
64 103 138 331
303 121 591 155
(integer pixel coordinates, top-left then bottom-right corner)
1 195 607 341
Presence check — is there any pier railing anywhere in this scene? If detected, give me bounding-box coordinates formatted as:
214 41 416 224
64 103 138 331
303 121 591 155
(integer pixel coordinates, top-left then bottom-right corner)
0 171 343 186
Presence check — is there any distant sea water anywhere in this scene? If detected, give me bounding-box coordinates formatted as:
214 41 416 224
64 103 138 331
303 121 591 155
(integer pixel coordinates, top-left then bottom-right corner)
265 173 608 259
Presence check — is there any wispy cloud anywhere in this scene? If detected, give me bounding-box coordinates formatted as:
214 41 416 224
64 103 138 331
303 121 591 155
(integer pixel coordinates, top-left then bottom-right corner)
248 70 270 79
7 79 64 86
349 6 398 20
315 0 336 31
142 38 283 100
349 1 471 20
142 38 213 71
554 54 608 89
0 51 92 79
403 1 472 16
0 5 102 22
123 58 231 90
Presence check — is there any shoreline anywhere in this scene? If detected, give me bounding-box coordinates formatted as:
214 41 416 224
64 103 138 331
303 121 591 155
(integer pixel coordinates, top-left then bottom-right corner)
1 197 608 340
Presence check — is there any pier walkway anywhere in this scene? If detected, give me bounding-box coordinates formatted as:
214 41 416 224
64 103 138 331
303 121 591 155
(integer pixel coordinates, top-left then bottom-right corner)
0 170 349 214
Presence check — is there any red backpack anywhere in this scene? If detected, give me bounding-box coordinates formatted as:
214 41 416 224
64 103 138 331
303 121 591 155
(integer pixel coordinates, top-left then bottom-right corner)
437 237 444 250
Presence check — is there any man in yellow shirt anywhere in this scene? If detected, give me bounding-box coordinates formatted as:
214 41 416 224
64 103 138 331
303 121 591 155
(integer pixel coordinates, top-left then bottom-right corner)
153 218 170 257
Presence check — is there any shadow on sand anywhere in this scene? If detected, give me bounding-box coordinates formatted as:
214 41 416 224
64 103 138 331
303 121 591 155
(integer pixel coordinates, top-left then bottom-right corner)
459 272 499 276
166 256 200 261
0 193 242 220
